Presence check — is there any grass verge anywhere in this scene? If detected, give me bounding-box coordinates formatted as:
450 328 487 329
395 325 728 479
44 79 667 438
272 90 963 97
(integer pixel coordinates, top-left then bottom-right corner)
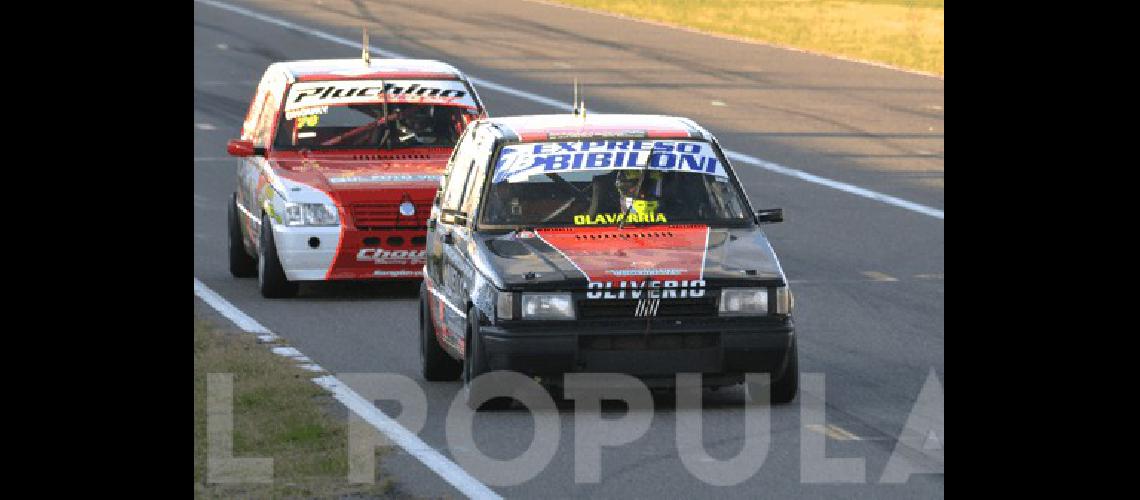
542 0 944 75
193 318 394 498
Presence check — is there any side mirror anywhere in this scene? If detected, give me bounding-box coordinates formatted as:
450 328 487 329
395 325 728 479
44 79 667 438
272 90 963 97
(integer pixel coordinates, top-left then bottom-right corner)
427 218 437 231
755 208 783 224
227 139 266 157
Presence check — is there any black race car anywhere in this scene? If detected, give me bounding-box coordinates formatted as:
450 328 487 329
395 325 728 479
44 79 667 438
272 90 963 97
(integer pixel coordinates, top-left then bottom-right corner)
419 113 797 409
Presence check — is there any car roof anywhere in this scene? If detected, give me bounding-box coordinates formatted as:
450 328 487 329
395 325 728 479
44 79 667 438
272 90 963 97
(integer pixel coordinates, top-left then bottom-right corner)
270 58 466 82
483 114 713 142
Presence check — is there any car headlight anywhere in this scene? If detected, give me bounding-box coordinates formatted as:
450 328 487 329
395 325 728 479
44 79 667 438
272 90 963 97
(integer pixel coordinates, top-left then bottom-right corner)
284 202 339 226
719 286 793 316
520 293 575 320
719 288 768 316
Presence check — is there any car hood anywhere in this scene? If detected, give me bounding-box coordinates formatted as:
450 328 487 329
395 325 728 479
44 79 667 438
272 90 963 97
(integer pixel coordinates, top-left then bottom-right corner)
268 152 449 204
472 224 785 290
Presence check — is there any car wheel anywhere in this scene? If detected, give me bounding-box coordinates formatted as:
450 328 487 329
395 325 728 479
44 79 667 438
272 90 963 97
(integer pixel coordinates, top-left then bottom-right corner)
745 336 799 404
258 214 299 298
228 193 257 278
463 306 511 411
420 282 462 381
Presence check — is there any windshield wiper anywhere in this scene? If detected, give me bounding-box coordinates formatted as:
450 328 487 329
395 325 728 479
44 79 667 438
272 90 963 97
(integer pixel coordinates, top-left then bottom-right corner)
618 148 654 230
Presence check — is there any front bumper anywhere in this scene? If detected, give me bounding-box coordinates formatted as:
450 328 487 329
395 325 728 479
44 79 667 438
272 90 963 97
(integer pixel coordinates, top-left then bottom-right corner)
478 316 794 385
272 224 426 281
272 224 341 281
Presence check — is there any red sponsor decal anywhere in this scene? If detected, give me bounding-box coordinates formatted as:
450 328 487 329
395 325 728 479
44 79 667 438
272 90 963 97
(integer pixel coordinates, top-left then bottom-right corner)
326 229 428 280
516 126 690 142
534 224 709 283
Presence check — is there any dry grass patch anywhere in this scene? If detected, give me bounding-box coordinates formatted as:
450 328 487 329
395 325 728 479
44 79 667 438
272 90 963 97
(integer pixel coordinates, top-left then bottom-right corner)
193 319 395 498
546 0 944 75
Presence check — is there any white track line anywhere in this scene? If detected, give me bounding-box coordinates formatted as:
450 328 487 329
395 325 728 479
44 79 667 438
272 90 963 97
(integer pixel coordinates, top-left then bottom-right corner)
723 151 944 219
194 278 274 336
193 278 502 500
195 0 943 221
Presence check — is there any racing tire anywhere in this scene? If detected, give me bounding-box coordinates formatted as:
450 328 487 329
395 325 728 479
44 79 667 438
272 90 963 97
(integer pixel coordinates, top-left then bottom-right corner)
745 337 799 405
463 306 512 411
258 214 299 298
228 193 257 278
420 282 462 381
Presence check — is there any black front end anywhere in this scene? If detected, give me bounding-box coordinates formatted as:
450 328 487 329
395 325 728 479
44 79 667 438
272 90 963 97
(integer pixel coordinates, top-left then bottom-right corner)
478 290 795 387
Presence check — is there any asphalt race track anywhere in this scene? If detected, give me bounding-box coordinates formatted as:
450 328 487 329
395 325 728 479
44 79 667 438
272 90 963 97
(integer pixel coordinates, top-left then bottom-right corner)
194 0 944 497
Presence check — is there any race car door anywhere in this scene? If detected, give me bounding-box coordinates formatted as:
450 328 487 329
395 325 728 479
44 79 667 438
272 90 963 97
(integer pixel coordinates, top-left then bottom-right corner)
431 124 492 353
237 69 286 248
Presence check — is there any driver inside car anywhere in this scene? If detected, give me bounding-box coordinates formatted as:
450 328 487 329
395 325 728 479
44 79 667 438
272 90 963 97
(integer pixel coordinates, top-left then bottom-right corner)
393 105 440 145
590 169 665 216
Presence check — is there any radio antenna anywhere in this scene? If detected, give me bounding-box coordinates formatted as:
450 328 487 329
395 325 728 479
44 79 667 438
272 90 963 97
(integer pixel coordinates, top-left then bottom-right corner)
572 78 579 116
362 27 371 65
580 85 586 119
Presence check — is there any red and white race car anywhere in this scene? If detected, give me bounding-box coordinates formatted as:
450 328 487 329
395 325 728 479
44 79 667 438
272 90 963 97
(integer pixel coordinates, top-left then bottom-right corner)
226 57 487 297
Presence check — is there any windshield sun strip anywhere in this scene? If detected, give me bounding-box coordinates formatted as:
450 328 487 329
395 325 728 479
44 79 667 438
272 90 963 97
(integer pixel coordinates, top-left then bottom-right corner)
476 138 756 229
272 78 485 152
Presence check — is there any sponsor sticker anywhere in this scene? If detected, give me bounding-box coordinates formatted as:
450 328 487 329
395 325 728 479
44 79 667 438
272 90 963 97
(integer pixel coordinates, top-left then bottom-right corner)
574 212 668 225
329 174 442 184
294 115 321 128
373 270 423 277
285 105 329 119
586 279 707 300
493 140 726 184
356 248 427 265
284 79 477 111
605 268 684 276
547 130 646 140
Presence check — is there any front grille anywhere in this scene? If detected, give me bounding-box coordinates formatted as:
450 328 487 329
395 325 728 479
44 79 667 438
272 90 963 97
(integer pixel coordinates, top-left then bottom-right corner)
350 202 431 230
580 333 719 351
577 297 718 319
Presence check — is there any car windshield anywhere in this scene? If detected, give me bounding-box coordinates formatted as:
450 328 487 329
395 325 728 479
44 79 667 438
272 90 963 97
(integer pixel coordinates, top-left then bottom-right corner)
480 139 751 227
274 79 481 150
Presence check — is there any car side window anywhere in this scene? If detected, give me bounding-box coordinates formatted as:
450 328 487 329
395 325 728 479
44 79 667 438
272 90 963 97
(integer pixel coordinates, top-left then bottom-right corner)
241 72 273 140
441 160 473 215
252 81 282 147
459 137 494 218
440 125 481 218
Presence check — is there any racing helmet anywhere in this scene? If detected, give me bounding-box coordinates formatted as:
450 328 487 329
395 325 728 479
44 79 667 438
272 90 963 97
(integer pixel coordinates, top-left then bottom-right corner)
395 106 438 144
615 169 664 215
615 169 663 198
